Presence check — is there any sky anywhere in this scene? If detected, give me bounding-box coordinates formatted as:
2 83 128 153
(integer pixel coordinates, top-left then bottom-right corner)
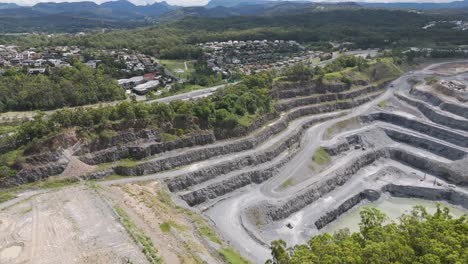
0 0 458 7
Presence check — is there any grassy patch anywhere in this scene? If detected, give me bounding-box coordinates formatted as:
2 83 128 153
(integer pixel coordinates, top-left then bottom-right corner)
159 59 194 80
249 208 263 227
115 205 161 264
199 224 222 244
219 247 250 264
160 133 178 142
159 220 185 233
20 206 32 215
279 178 293 189
312 147 331 166
159 222 171 233
0 191 16 203
157 189 176 208
323 117 360 140
237 114 257 127
377 101 387 108
0 125 17 135
97 162 113 171
100 174 126 181
0 178 77 205
117 158 140 168
33 178 78 189
424 76 439 85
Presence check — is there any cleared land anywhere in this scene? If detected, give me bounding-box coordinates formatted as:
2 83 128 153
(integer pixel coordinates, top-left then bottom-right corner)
1 60 467 264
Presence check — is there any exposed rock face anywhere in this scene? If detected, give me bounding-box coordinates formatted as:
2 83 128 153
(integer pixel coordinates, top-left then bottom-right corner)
77 129 161 154
214 112 278 140
116 94 380 177
259 149 388 223
362 112 468 147
395 93 468 132
383 184 468 209
315 184 468 230
271 81 350 99
0 158 69 188
80 132 216 165
251 146 467 224
23 151 62 165
435 81 468 102
383 128 467 161
180 151 297 206
275 83 387 112
323 135 362 156
410 88 468 119
315 189 381 229
389 148 467 185
167 114 335 193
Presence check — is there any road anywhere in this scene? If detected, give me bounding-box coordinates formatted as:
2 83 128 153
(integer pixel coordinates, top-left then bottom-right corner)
147 82 238 104
0 49 372 123
0 82 237 122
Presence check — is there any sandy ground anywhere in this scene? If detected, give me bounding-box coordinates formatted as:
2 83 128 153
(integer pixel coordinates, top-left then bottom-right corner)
0 185 148 264
0 181 226 264
104 181 223 264
430 62 468 75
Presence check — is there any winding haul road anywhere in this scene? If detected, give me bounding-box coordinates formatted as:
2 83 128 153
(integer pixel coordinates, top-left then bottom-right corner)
202 61 468 263
96 60 468 264
2 59 467 264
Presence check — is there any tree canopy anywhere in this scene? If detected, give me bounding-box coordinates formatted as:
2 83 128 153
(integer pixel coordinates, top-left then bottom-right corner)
267 206 468 264
0 62 125 113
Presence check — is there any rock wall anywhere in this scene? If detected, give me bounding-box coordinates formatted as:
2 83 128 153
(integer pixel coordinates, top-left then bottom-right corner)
0 159 68 188
383 184 468 209
166 114 335 192
388 148 467 185
395 93 468 132
314 189 381 229
323 135 362 156
77 129 161 154
180 150 297 206
80 132 216 165
434 83 468 102
276 83 387 112
259 149 388 223
362 112 468 147
410 88 468 119
251 146 467 224
383 128 467 161
272 81 350 99
115 94 380 177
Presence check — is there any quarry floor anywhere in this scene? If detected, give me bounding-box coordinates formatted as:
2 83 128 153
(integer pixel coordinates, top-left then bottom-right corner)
1 59 468 264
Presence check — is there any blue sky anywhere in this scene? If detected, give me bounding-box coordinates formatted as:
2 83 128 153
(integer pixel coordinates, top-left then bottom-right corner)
0 0 457 7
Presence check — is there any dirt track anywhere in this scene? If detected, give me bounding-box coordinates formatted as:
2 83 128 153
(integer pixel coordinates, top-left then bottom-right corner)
0 185 147 264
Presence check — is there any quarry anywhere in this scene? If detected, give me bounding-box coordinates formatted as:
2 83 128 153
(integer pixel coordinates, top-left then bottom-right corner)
0 59 467 264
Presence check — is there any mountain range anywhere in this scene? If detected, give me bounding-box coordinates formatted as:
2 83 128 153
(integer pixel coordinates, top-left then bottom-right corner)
0 0 467 33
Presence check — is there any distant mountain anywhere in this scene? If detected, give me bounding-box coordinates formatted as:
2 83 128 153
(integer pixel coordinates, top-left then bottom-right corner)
33 1 99 14
0 3 19 9
160 1 361 21
360 0 468 10
206 0 272 8
0 0 180 32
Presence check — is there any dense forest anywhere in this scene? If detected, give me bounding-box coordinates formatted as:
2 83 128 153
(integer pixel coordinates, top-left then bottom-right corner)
267 206 468 264
0 61 125 113
1 9 467 59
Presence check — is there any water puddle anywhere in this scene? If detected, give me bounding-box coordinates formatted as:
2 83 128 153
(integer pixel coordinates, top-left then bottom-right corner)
324 196 467 234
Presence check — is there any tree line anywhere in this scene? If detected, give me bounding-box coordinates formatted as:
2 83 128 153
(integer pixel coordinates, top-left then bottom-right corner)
0 61 125 113
268 206 468 264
